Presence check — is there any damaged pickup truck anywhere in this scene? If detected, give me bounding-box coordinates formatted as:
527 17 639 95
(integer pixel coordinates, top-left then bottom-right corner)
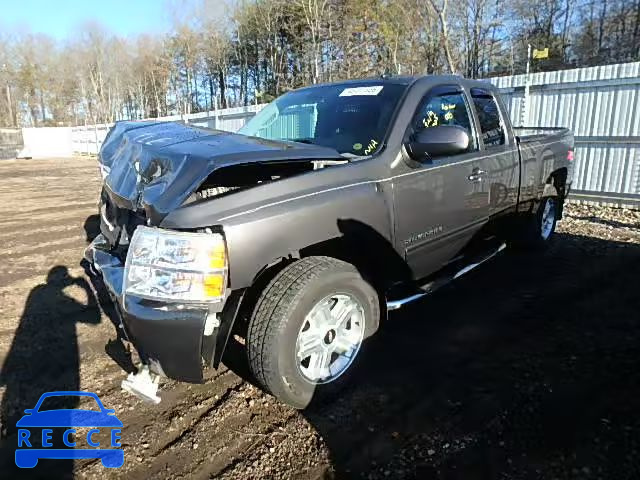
86 75 574 408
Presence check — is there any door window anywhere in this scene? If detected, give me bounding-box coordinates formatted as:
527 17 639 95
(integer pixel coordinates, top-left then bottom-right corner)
471 88 505 147
411 86 478 153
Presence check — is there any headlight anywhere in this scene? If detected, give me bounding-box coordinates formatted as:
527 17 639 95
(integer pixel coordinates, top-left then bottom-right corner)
124 226 227 303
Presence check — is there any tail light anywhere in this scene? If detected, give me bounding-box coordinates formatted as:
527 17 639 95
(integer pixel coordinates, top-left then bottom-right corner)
567 149 574 162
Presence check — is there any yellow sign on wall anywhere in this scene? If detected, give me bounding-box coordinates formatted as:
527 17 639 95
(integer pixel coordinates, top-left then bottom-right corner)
533 47 549 59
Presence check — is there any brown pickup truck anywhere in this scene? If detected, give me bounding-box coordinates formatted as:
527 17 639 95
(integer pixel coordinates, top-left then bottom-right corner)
87 75 574 408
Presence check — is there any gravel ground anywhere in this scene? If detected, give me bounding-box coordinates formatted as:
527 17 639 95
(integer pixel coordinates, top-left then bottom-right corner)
0 157 639 479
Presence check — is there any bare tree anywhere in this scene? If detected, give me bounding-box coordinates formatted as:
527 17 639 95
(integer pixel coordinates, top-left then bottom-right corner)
295 0 330 83
0 0 637 128
429 0 458 73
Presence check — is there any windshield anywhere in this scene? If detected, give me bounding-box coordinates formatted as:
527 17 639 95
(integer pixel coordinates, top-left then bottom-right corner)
239 83 408 156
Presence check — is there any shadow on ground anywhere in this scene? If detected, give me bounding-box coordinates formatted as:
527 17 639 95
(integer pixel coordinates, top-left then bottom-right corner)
568 214 639 231
0 266 102 479
224 231 640 479
300 232 640 479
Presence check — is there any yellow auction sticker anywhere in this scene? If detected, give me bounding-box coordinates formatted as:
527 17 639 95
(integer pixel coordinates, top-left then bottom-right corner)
353 143 362 151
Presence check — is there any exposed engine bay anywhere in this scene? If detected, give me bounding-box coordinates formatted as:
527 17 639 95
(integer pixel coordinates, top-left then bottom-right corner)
188 159 347 203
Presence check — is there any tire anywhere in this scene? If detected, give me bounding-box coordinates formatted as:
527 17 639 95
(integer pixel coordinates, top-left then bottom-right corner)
515 195 560 250
247 256 380 409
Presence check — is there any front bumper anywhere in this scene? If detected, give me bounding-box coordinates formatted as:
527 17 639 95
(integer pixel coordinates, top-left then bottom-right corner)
85 235 234 383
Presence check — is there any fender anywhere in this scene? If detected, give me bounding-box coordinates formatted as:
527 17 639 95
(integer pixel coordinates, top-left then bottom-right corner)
162 177 394 290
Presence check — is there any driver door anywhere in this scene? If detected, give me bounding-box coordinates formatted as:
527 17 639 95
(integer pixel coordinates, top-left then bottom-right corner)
393 84 490 280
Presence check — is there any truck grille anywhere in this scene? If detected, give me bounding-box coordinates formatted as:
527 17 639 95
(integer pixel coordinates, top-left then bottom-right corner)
100 189 147 255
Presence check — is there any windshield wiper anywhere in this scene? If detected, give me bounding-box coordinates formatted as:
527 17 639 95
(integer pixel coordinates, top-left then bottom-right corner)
287 138 315 145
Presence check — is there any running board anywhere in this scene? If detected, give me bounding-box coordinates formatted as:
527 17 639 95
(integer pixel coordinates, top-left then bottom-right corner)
387 243 506 311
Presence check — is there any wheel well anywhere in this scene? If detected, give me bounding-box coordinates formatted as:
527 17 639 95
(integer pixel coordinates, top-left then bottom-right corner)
242 224 408 327
299 232 411 297
547 167 568 218
232 256 295 335
548 167 567 190
247 239 390 296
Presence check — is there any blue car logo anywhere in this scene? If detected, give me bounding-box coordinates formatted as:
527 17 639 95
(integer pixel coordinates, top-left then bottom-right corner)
15 391 124 468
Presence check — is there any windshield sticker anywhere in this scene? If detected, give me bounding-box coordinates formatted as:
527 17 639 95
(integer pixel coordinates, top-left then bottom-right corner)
423 111 439 128
441 103 456 111
444 111 454 121
353 142 363 151
339 86 384 97
364 139 379 155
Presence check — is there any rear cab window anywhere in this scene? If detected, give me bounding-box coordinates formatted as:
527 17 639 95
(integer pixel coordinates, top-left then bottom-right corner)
409 85 478 154
470 88 506 148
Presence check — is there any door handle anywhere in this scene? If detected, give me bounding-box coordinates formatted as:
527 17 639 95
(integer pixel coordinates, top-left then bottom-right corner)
468 169 486 182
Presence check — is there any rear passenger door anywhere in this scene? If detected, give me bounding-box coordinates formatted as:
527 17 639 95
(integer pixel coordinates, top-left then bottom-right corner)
393 84 489 280
470 88 519 216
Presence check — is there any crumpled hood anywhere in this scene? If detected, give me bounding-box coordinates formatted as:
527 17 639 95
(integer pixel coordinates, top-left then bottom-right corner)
99 121 343 217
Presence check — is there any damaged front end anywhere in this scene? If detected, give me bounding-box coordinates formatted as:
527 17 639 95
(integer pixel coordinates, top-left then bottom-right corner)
88 120 344 402
85 232 243 395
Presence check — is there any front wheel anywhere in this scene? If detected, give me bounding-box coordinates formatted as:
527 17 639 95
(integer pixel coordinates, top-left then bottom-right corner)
247 256 380 409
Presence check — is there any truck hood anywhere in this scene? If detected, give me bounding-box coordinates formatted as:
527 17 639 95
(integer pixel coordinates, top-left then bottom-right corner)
99 121 343 217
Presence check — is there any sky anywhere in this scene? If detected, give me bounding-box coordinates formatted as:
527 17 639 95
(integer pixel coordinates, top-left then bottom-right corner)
0 0 178 39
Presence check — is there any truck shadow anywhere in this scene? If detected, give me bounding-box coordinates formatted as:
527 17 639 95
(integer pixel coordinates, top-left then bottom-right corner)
567 212 640 231
299 231 640 478
0 266 102 479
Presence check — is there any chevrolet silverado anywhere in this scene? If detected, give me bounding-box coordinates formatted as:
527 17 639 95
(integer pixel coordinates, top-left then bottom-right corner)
86 75 574 408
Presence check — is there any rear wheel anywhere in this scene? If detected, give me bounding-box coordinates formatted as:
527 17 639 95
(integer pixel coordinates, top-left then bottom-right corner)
515 196 559 249
539 196 558 241
247 256 379 408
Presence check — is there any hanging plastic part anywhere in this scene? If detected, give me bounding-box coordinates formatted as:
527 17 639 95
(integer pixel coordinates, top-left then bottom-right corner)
121 365 161 404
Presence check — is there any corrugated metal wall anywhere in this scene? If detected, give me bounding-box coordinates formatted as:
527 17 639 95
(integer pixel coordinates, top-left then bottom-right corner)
489 62 640 206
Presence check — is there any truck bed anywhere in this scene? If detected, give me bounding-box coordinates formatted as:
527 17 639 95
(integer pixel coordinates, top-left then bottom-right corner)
513 126 574 204
513 126 572 143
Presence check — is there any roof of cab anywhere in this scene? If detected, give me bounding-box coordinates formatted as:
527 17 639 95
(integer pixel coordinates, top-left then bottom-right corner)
294 75 419 92
294 74 495 92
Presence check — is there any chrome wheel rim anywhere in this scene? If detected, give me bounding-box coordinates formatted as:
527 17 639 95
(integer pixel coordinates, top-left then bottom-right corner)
295 293 365 384
541 198 556 240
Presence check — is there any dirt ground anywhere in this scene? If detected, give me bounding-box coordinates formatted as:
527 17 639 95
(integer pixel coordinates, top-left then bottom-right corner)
0 157 639 480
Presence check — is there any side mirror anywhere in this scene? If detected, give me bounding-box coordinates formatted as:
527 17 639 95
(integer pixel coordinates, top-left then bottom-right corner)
23 409 34 415
406 125 470 161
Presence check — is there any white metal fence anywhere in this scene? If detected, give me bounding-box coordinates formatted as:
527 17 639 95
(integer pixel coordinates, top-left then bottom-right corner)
489 62 640 206
71 104 265 156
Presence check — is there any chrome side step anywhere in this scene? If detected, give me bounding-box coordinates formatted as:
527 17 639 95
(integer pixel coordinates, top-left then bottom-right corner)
387 293 427 311
453 243 506 279
386 243 506 311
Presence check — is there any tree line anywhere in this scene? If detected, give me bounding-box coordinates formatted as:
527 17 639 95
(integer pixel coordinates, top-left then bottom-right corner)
0 0 638 127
